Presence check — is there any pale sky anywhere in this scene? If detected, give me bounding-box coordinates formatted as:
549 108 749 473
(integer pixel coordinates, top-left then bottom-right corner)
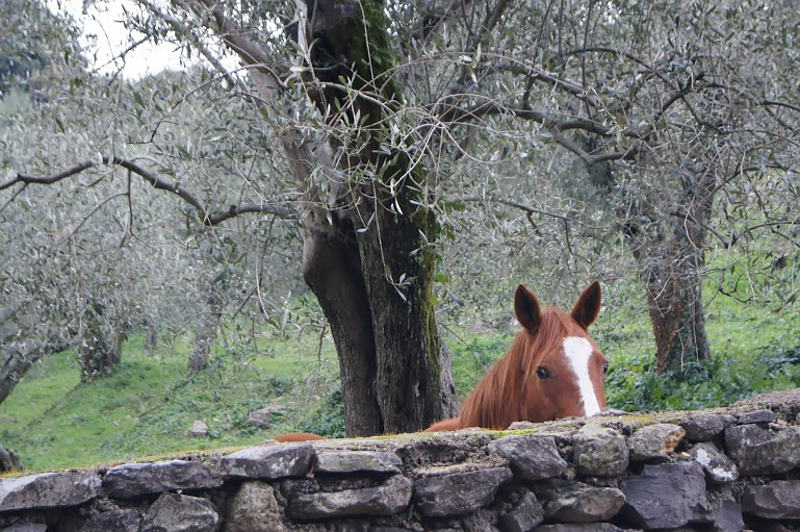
47 0 192 79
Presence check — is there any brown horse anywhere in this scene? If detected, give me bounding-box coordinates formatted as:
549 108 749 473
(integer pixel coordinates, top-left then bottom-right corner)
426 281 607 431
275 282 607 442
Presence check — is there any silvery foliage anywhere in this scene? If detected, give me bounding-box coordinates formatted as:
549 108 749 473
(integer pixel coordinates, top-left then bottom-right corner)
0 2 306 383
117 0 799 313
4 0 799 368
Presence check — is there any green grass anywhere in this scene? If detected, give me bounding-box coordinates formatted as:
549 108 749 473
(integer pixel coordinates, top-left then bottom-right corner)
2 280 800 471
0 330 340 470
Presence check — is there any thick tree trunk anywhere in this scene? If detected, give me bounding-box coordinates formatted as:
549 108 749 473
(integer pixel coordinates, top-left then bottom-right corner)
629 165 716 374
294 171 457 435
640 254 711 373
302 221 385 436
303 209 457 435
356 204 456 432
276 0 458 435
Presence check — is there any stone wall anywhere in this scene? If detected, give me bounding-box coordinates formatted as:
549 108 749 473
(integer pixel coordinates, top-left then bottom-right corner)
3 389 800 531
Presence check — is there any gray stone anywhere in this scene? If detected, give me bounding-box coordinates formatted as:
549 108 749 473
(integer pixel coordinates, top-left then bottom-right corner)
489 435 568 480
690 442 739 484
1 525 47 532
534 480 625 523
245 407 277 428
724 424 800 475
79 509 142 532
532 524 627 531
103 460 223 498
188 420 208 438
414 466 513 517
711 500 744 532
740 481 800 519
141 492 219 532
627 424 685 461
620 461 710 529
216 443 314 479
571 427 629 476
314 450 402 474
287 474 411 520
499 490 543 532
0 471 101 512
224 481 286 532
681 413 736 442
0 445 21 473
736 409 776 424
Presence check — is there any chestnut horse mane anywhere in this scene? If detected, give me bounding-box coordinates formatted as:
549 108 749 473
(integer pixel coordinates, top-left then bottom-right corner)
457 308 577 429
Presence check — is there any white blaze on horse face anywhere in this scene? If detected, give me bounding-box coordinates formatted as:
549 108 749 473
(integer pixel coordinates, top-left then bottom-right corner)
562 336 601 417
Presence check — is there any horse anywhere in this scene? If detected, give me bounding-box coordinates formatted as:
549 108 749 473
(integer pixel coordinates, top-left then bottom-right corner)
274 282 607 442
425 281 607 431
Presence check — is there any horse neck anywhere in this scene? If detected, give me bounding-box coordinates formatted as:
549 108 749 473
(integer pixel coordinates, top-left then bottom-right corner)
458 333 531 429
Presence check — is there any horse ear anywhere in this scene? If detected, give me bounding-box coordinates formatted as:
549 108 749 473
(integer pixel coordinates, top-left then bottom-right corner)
571 281 602 329
514 284 542 333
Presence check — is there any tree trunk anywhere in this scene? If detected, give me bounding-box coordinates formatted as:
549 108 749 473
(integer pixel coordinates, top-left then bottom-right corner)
143 322 158 352
0 346 44 404
585 142 715 375
78 325 121 381
188 291 222 373
629 165 716 374
302 220 385 436
641 254 711 373
356 203 456 432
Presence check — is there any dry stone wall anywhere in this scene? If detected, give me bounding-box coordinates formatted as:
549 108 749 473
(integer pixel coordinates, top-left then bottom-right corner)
4 389 800 531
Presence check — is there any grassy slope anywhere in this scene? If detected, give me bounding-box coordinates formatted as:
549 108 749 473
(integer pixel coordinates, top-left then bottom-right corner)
2 285 800 471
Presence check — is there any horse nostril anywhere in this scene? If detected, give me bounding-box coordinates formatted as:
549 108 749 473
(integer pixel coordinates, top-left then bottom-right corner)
536 366 551 379
602 362 609 375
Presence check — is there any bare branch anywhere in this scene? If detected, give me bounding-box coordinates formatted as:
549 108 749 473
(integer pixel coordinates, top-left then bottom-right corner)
190 0 286 97
2 158 297 226
455 195 608 229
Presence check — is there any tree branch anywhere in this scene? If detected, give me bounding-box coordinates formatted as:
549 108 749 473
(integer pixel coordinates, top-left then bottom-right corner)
190 0 286 96
2 157 296 226
455 195 608 229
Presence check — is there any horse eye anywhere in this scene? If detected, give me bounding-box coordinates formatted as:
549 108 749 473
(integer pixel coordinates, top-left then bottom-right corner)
602 362 609 375
536 366 551 379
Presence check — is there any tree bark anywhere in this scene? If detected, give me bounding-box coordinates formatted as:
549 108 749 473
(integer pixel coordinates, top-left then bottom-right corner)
302 219 385 436
643 264 711 373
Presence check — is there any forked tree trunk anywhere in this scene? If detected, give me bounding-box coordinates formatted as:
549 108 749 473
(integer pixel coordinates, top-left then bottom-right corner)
278 0 457 436
302 221 385 436
288 141 458 436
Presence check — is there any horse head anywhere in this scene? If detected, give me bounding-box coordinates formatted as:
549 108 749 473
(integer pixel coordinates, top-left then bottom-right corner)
513 281 607 422
441 281 608 431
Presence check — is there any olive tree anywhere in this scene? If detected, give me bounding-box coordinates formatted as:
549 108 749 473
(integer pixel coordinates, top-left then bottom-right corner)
5 0 799 429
